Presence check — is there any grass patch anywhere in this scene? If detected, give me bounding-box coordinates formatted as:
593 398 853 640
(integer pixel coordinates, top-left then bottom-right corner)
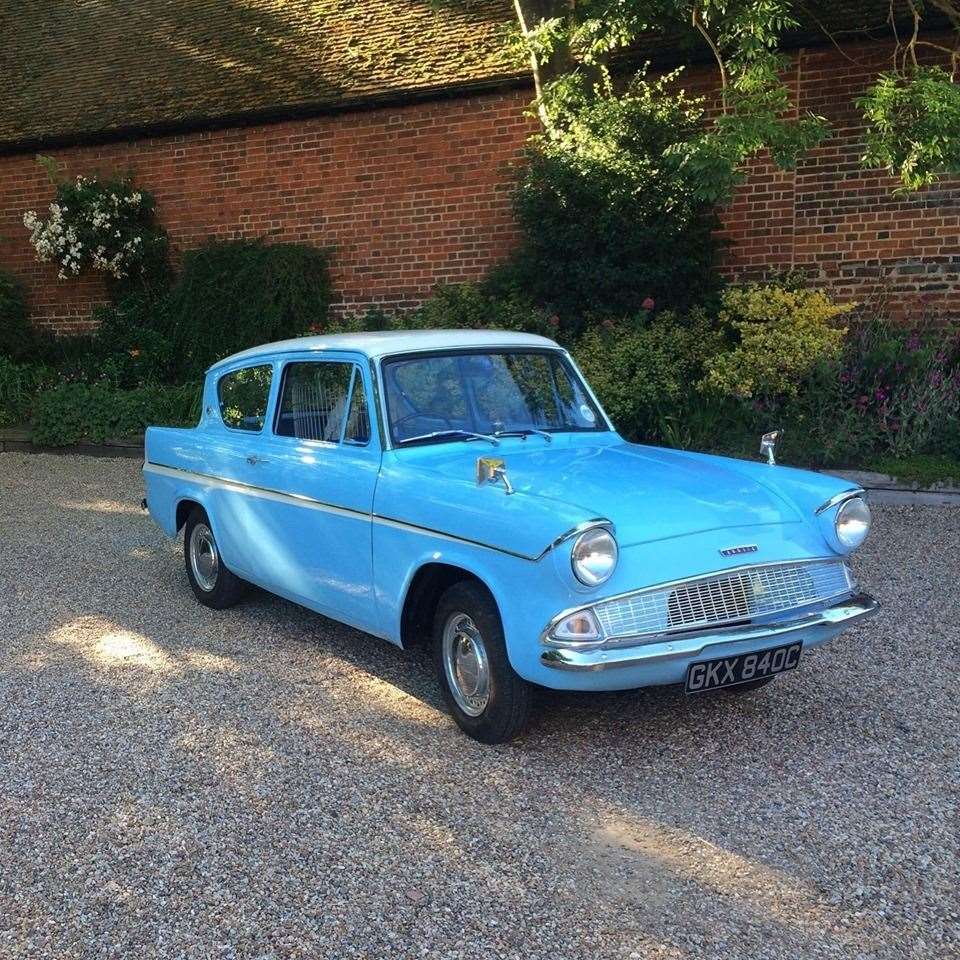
865 454 960 487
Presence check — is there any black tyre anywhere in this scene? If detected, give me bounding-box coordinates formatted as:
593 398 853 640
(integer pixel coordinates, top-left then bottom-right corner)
724 675 777 694
183 507 249 609
433 580 531 744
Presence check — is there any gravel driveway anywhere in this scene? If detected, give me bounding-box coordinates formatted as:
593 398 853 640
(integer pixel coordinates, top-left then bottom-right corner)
0 453 957 960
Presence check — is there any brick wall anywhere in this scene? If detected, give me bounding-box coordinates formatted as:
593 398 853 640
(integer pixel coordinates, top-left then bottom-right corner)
1 34 958 336
0 90 535 335
719 35 960 316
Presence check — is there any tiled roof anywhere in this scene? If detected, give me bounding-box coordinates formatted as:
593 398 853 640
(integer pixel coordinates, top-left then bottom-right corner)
0 0 524 150
0 0 925 151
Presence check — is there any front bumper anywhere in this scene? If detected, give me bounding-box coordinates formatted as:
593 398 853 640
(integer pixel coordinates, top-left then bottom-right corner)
541 592 879 673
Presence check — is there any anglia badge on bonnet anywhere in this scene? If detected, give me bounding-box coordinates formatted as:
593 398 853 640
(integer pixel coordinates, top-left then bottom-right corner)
719 544 759 557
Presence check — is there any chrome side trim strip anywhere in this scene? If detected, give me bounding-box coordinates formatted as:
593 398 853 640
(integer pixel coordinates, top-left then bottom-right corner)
541 593 879 671
146 462 368 520
144 461 554 561
815 488 865 516
370 514 533 560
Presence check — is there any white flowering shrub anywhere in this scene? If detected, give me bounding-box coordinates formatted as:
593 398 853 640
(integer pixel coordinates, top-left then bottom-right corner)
23 175 166 282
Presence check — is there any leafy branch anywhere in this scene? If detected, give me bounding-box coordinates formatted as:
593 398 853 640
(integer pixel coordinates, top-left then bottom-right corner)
508 0 960 192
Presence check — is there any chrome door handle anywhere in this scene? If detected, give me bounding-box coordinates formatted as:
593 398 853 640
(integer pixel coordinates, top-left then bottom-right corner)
246 454 268 465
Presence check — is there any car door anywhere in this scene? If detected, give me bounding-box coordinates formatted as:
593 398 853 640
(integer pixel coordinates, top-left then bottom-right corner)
202 360 280 583
250 353 382 635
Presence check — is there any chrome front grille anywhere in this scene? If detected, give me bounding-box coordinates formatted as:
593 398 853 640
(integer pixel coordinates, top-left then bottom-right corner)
593 559 854 641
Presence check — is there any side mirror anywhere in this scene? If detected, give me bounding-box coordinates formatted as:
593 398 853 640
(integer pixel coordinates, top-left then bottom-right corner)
760 429 782 466
476 456 514 495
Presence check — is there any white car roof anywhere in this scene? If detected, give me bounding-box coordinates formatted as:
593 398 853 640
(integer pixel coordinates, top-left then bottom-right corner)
208 329 562 371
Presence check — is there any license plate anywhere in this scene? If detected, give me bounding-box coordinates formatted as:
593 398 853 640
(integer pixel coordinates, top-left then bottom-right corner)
685 641 802 694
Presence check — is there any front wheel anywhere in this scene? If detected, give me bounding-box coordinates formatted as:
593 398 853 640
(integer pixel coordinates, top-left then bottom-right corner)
184 507 249 609
433 581 531 744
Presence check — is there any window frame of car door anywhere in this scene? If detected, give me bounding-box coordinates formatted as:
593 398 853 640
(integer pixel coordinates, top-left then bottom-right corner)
270 354 377 450
215 361 277 435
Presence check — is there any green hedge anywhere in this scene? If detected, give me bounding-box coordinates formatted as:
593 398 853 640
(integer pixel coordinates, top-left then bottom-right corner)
164 239 332 378
31 381 201 447
0 272 34 361
500 72 723 337
1 236 335 446
0 358 53 427
352 280 960 469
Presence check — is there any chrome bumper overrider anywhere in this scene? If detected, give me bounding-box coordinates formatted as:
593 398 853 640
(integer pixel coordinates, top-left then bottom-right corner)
540 593 879 672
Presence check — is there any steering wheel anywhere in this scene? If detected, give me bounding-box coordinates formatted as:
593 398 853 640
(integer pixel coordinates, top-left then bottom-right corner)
392 412 455 436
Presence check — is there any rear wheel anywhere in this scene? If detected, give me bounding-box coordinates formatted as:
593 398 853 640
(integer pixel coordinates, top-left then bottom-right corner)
184 507 248 609
433 581 531 744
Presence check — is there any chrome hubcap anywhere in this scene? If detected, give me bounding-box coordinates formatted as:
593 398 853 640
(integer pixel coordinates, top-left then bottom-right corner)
189 522 220 592
442 613 490 717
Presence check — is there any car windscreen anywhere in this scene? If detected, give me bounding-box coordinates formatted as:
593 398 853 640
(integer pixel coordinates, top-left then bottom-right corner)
382 349 607 446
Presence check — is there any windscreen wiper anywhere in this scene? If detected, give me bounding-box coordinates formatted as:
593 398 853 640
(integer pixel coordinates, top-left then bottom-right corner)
398 430 500 447
494 428 553 442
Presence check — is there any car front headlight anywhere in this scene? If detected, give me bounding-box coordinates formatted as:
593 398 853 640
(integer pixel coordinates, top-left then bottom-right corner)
571 527 618 586
835 496 871 550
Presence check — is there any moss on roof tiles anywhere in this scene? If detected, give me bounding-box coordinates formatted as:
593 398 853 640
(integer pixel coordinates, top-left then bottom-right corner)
0 0 917 150
0 0 524 149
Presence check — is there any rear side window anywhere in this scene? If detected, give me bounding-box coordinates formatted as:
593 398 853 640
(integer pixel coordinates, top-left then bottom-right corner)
275 361 369 443
218 364 273 432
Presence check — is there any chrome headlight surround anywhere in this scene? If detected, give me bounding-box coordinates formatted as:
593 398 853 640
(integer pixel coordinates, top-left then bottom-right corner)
570 527 619 587
835 496 871 549
817 490 871 553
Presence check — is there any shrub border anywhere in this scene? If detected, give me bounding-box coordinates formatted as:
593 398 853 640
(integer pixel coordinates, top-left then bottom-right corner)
0 426 143 459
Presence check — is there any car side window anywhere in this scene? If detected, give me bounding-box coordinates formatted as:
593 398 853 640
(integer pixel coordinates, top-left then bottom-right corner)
275 361 364 443
343 370 371 445
218 364 274 432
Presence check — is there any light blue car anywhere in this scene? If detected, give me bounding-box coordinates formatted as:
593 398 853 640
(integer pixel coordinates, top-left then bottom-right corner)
143 330 878 742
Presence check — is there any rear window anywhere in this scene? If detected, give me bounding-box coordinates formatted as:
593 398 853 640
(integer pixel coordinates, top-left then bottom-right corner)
218 364 273 432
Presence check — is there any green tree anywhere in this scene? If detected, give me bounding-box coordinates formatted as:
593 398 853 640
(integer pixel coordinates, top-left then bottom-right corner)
509 0 960 193
500 68 725 327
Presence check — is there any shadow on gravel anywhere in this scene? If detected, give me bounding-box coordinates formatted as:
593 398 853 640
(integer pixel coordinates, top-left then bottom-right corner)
1 605 889 960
